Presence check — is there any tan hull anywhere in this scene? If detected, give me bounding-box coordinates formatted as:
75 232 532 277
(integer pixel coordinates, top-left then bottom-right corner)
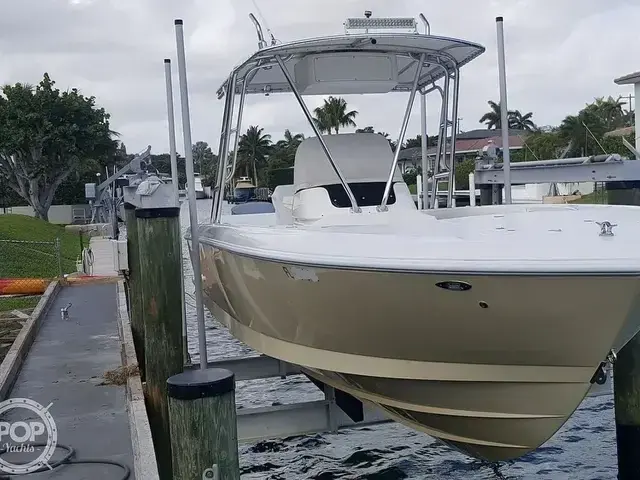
199 244 640 461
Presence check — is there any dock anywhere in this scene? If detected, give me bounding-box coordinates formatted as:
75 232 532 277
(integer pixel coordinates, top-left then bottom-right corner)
7 283 134 478
0 234 158 479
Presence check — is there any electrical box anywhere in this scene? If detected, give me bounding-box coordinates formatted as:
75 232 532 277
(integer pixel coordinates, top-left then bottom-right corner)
111 239 128 273
294 52 398 95
85 183 97 201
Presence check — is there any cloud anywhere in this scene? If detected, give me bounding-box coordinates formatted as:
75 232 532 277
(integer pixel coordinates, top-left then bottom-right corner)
0 0 638 154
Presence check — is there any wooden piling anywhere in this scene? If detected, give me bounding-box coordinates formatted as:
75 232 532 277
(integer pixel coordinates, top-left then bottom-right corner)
607 182 640 479
124 203 145 376
136 206 185 478
167 368 240 480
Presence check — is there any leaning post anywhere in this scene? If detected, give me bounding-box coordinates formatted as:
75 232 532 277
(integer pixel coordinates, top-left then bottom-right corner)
136 206 184 478
167 368 240 479
124 203 145 376
607 181 640 480
163 57 190 366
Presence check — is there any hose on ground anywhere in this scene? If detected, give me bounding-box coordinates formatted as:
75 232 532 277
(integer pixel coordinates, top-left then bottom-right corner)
0 443 130 479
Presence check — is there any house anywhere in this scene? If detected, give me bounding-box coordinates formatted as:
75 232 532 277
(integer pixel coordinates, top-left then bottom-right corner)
397 128 529 173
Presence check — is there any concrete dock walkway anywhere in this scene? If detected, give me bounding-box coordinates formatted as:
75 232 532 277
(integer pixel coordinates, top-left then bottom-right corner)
8 283 134 478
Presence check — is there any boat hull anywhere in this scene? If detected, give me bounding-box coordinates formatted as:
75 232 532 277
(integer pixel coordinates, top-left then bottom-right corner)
198 243 640 461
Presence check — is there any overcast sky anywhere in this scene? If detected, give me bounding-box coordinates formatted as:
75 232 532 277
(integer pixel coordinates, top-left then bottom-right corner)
1 0 639 155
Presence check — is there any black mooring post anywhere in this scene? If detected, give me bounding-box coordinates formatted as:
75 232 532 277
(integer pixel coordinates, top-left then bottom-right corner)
607 181 640 479
167 369 240 479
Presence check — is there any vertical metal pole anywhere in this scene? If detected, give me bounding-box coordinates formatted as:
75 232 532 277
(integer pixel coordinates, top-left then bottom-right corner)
634 83 640 156
469 173 476 206
420 91 428 210
175 19 208 369
451 174 457 208
164 59 180 206
447 70 460 208
215 72 238 223
416 174 423 209
164 58 189 365
210 80 233 223
380 53 426 211
431 73 449 208
496 16 512 204
227 78 247 184
55 238 62 278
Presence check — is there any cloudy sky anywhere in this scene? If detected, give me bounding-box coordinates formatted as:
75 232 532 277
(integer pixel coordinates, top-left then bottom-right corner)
1 0 639 155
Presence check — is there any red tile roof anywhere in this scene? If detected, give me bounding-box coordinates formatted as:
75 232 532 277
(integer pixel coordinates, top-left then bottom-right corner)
453 134 526 153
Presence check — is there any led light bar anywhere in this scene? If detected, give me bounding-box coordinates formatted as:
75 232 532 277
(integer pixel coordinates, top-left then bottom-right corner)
344 16 418 33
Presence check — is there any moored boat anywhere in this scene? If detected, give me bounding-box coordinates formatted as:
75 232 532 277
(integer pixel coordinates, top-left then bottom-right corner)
192 12 640 461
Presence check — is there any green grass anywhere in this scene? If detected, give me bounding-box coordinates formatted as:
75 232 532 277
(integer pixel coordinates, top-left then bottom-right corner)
408 184 417 194
0 214 82 278
0 296 40 312
568 191 609 205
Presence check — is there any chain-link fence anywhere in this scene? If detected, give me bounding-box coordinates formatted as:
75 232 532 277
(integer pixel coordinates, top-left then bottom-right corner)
0 238 64 314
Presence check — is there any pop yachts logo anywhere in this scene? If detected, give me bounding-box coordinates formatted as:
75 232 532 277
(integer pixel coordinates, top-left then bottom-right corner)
0 398 57 474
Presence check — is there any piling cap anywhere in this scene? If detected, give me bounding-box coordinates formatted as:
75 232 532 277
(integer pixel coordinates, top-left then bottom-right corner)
167 368 235 400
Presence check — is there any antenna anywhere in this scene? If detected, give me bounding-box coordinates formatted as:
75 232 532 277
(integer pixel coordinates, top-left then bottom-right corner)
419 13 430 35
251 0 278 45
517 134 540 161
581 120 608 155
248 13 267 49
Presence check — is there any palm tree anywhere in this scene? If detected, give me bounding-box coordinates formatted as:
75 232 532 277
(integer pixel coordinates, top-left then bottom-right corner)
479 100 503 129
313 96 358 134
276 129 305 151
589 96 626 130
508 110 536 131
355 126 398 149
237 125 272 185
273 129 305 166
558 111 606 156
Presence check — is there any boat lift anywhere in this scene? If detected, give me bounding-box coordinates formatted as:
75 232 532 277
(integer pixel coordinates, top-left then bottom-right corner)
85 146 154 236
473 147 640 205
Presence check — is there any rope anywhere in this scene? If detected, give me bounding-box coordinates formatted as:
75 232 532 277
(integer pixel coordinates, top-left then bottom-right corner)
0 443 130 479
0 240 56 245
